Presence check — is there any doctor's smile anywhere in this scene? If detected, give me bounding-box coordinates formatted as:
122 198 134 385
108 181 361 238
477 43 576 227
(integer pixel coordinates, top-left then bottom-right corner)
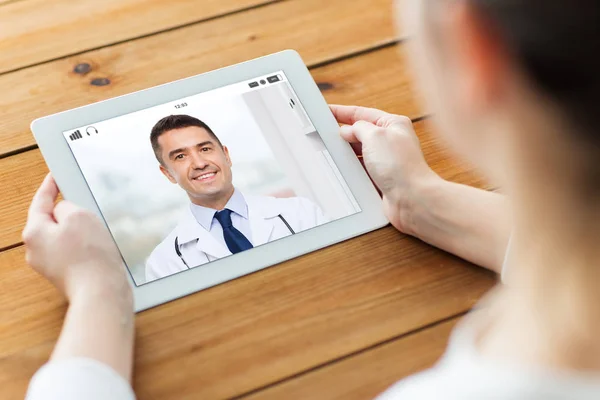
193 172 217 182
190 168 220 188
145 114 330 281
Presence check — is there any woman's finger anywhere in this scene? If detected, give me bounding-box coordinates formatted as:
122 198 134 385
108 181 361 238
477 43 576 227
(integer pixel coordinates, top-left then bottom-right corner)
331 104 412 130
23 174 59 245
351 120 381 143
27 173 59 223
330 104 389 126
53 200 83 223
340 124 360 143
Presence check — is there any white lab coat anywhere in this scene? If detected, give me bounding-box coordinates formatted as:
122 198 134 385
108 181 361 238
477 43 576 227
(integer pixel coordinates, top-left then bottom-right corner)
145 195 329 282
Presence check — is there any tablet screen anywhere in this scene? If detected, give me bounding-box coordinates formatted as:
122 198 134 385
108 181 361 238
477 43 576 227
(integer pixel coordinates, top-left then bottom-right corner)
62 71 361 286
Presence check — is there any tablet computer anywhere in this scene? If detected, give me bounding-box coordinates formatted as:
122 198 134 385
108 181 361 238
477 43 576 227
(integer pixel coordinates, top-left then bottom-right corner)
31 50 389 312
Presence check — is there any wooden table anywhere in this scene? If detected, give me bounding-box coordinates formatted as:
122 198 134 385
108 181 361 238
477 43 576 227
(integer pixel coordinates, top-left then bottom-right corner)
0 1 497 398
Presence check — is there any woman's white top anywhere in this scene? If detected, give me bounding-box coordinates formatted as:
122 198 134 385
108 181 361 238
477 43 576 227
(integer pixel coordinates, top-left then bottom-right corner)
376 314 600 399
26 311 600 400
25 358 135 400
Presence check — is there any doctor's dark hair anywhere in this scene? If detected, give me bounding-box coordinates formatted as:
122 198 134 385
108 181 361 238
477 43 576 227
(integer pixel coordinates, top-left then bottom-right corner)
150 114 223 164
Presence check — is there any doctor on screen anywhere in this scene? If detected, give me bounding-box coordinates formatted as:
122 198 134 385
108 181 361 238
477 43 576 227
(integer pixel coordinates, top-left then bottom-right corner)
145 114 329 282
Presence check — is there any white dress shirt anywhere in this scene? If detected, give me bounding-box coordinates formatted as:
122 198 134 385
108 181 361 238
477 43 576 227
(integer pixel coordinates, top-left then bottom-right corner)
145 193 329 282
189 188 252 248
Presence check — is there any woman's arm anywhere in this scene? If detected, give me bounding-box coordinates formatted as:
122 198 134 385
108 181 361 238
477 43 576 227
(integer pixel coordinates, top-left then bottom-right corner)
23 174 135 398
331 105 511 274
404 178 510 274
50 279 134 380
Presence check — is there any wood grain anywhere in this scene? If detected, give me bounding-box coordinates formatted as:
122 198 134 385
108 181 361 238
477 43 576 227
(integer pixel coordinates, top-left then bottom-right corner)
0 0 278 74
0 44 488 249
0 230 495 399
0 0 25 5
0 0 397 157
243 318 459 399
313 45 429 118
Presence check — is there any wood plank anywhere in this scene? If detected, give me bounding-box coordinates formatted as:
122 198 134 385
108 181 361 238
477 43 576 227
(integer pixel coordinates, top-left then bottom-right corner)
0 117 487 250
0 44 488 249
0 0 397 157
0 231 495 399
243 318 459 400
0 0 24 5
0 0 278 74
314 45 429 118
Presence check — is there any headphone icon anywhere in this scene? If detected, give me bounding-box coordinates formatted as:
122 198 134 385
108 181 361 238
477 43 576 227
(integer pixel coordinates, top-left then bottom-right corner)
86 126 98 135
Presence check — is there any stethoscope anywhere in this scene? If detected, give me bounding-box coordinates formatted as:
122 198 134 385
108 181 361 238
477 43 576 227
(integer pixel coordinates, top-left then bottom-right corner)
174 214 295 269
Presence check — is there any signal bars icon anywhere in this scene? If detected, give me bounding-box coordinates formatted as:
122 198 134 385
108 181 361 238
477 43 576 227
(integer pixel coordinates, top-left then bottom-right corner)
69 130 82 141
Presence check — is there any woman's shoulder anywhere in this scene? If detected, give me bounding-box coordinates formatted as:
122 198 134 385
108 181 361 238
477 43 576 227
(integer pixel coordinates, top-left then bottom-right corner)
375 308 600 400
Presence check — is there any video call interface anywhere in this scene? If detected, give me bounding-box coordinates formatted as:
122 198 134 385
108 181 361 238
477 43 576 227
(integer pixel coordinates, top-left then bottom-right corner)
63 71 361 286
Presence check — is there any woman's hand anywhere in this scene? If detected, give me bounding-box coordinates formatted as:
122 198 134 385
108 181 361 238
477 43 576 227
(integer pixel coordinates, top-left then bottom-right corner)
22 173 130 302
331 105 511 273
330 105 439 233
23 174 135 382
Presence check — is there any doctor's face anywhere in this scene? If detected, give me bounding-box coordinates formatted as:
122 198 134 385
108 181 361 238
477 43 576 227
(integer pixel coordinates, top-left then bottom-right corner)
158 126 234 206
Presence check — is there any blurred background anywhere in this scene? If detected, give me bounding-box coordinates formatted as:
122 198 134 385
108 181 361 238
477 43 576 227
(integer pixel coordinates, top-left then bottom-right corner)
71 94 292 285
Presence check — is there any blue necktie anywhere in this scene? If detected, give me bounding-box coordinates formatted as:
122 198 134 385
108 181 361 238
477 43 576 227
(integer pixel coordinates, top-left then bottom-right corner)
214 209 254 254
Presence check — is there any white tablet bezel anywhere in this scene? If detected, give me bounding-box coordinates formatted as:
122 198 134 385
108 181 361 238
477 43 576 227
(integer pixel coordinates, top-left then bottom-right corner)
31 50 389 312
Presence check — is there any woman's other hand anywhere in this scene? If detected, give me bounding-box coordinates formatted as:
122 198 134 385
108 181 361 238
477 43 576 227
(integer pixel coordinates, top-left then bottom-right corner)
330 105 439 234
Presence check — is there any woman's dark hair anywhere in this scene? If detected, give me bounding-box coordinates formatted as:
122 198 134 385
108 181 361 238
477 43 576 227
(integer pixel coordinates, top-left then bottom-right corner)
471 1 599 130
469 0 600 192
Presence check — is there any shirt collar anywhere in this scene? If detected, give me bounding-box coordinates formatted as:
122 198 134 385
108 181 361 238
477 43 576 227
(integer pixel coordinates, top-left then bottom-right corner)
189 188 249 230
